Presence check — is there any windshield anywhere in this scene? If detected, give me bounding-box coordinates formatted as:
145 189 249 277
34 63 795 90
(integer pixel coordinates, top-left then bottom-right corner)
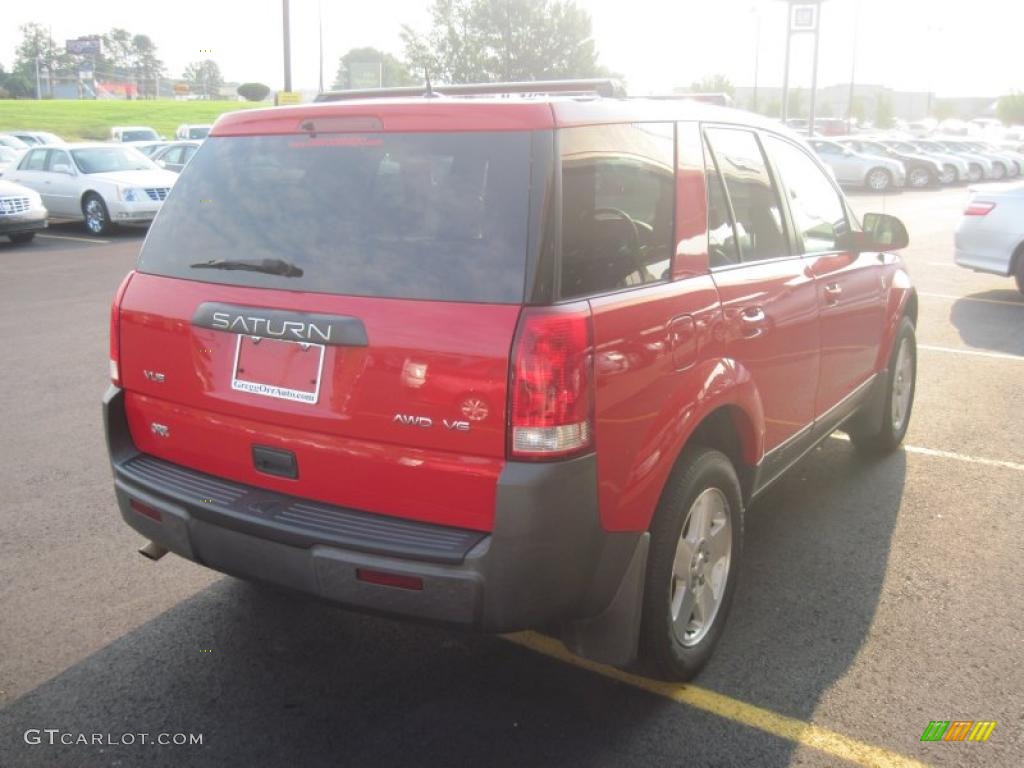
188 127 210 139
139 132 535 302
123 129 158 142
71 147 157 174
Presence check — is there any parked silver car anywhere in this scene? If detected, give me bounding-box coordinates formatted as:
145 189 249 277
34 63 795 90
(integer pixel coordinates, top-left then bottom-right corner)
961 141 1022 177
954 182 1024 294
150 141 201 174
935 140 999 181
809 138 905 191
908 140 971 184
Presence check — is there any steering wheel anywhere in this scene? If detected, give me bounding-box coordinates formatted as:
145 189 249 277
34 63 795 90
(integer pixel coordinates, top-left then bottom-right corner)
588 207 645 278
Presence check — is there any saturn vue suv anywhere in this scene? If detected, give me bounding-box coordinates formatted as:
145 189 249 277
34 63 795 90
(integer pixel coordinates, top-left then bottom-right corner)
104 81 919 681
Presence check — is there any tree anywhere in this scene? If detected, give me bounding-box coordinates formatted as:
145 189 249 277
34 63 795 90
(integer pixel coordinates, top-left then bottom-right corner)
12 23 65 97
689 74 734 97
996 93 1024 126
850 96 866 125
762 98 781 118
332 47 416 89
401 0 609 83
875 93 895 129
183 59 223 99
132 34 165 99
237 82 271 101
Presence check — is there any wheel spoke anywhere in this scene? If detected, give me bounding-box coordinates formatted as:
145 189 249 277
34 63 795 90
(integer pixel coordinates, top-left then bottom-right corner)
671 580 696 626
707 517 731 562
673 536 695 581
694 582 715 626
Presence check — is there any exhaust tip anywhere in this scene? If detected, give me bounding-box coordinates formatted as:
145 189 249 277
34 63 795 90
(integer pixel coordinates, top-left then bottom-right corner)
138 540 168 561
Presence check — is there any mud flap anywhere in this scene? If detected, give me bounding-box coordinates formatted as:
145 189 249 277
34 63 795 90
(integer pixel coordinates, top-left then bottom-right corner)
560 532 649 667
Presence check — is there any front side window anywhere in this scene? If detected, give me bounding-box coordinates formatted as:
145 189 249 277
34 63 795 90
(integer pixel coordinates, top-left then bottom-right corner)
704 127 788 263
559 123 675 298
764 135 848 254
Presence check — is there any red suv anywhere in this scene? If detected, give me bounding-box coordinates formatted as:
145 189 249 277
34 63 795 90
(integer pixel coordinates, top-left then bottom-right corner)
105 81 917 680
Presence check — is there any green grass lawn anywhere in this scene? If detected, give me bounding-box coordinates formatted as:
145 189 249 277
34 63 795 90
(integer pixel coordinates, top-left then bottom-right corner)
0 99 266 141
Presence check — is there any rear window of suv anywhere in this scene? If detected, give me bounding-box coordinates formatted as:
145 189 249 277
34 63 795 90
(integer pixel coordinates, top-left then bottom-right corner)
138 131 534 303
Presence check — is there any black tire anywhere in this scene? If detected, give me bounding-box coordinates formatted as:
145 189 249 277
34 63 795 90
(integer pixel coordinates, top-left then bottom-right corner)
1014 250 1024 295
82 193 112 236
968 163 983 183
991 162 1006 181
848 316 917 456
8 232 35 244
865 167 892 192
639 447 743 681
939 164 957 185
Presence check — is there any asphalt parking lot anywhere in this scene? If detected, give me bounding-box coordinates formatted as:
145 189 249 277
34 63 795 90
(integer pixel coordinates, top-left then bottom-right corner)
1 188 1021 768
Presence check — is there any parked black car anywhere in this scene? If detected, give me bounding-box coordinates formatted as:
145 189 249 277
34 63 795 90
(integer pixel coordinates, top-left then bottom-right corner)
839 138 943 188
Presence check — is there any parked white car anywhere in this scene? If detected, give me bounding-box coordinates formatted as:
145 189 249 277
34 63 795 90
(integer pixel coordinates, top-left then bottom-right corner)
175 123 212 140
0 133 30 151
0 147 22 176
954 182 1024 294
109 126 161 143
5 143 177 235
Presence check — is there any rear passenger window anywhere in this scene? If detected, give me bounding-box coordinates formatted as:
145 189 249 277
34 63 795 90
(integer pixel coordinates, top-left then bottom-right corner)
560 123 674 298
22 149 46 171
764 135 848 254
705 127 788 263
704 143 740 268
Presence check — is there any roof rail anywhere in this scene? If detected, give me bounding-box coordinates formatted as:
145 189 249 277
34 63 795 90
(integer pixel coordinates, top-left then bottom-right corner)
314 78 626 103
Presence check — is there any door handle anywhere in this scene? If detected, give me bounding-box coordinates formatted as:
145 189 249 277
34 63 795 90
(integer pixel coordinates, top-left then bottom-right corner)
739 306 768 338
824 282 842 303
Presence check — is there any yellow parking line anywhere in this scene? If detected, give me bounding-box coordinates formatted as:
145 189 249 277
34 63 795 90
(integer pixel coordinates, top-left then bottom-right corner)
504 631 931 768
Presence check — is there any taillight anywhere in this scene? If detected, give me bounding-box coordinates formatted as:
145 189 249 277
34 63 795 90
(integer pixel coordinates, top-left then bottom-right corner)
509 303 594 460
109 270 135 386
964 201 996 216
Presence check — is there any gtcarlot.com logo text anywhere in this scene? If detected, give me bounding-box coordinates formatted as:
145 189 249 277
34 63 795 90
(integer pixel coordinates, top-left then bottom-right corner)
24 729 203 746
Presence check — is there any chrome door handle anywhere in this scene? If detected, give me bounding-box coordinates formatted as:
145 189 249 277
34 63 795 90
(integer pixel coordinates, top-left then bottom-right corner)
739 306 768 338
824 282 842 303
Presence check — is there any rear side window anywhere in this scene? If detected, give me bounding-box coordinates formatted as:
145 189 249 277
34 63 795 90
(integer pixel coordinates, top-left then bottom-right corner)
22 149 46 171
763 135 848 254
704 127 788 263
139 132 535 303
559 123 675 298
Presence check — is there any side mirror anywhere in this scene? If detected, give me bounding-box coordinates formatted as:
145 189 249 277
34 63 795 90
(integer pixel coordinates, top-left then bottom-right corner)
52 163 73 175
863 213 908 250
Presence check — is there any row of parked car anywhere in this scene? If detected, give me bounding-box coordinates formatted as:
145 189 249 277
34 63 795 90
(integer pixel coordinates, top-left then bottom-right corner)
809 134 1024 192
0 124 210 243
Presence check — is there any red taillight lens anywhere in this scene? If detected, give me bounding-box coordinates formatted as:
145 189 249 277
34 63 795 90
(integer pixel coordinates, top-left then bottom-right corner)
509 304 594 459
109 271 135 386
964 201 996 216
130 499 162 522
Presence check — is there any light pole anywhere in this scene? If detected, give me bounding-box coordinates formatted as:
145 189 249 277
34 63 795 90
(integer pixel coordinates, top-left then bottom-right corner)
751 4 761 113
318 0 324 93
847 0 861 131
282 0 293 93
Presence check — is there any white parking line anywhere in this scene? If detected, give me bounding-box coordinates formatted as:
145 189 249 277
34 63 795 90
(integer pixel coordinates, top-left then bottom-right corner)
37 233 110 245
918 291 1024 307
831 434 1024 472
919 345 1022 361
921 262 957 267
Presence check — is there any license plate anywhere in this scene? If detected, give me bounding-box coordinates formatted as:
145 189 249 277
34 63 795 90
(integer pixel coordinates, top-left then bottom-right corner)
231 335 325 404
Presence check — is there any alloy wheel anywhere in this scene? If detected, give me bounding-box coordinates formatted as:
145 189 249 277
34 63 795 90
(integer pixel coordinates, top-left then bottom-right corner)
670 488 732 647
891 337 914 432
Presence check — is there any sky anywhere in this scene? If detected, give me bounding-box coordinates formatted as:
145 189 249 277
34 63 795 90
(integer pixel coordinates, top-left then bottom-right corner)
0 0 1021 97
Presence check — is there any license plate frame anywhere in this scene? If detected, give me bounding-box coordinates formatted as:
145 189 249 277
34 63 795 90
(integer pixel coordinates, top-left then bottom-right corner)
230 335 325 405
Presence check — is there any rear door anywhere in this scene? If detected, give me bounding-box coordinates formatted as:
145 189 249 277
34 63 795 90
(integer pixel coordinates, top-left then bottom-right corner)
703 126 820 463
762 134 885 415
44 148 79 216
120 129 549 532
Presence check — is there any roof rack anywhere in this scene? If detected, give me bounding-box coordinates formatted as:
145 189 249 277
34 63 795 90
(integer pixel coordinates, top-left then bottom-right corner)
314 78 626 103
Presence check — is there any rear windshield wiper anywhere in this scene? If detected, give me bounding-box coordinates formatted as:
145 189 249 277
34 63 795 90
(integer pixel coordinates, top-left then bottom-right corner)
189 258 304 277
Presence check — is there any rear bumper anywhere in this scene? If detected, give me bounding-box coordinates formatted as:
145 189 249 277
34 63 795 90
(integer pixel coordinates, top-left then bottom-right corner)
104 386 642 635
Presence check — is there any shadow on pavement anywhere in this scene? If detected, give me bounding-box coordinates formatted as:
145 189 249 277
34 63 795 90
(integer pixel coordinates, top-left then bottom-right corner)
0 441 907 768
950 292 1024 356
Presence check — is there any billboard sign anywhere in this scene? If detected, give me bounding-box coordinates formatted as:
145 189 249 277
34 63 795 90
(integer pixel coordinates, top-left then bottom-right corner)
66 37 102 56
